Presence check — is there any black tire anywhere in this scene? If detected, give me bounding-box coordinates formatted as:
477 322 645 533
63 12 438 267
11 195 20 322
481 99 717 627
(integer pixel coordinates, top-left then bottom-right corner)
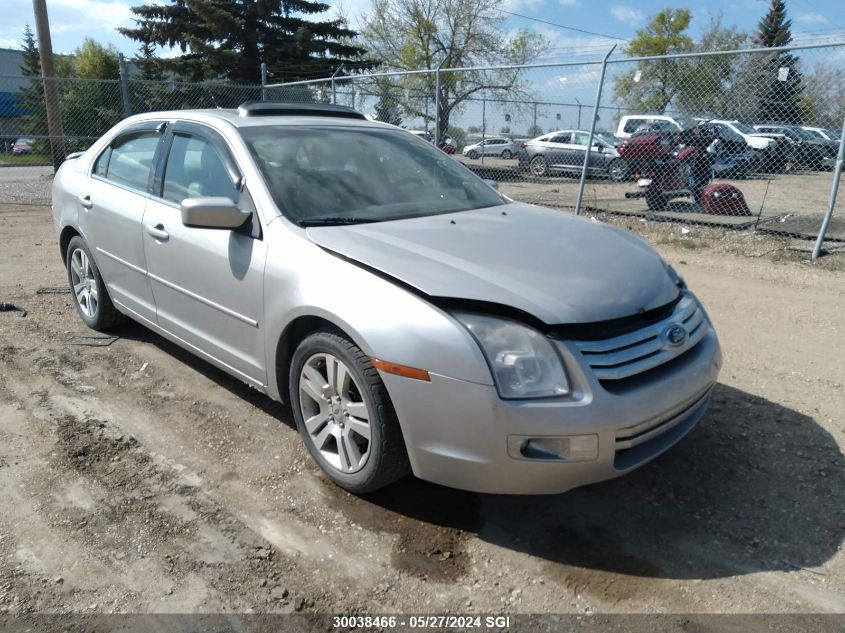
530 155 548 177
608 159 628 182
467 150 479 160
65 235 124 331
501 149 513 159
645 190 668 211
289 329 411 494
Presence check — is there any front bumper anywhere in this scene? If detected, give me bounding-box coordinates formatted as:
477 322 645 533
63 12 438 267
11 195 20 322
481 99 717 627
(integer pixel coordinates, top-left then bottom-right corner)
382 306 722 495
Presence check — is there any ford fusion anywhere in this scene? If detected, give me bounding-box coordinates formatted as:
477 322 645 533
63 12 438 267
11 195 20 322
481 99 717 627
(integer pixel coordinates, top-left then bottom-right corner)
52 103 721 494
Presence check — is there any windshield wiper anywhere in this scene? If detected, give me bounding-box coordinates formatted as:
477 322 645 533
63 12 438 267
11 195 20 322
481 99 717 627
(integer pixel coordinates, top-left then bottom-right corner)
297 217 377 227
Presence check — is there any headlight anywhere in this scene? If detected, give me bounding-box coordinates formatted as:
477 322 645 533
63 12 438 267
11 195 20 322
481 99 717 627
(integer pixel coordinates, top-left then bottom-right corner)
454 313 569 399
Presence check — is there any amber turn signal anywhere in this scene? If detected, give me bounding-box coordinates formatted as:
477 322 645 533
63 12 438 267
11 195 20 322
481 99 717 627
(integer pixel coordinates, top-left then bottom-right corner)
370 358 431 382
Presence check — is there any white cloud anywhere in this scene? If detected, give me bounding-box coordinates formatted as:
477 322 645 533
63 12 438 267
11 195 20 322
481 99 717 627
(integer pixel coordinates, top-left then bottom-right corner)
559 0 581 6
610 4 643 23
47 0 134 34
796 12 827 25
501 0 546 13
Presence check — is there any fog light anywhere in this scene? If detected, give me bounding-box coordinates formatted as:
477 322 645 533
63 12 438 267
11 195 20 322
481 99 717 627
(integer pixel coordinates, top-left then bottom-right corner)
507 434 598 462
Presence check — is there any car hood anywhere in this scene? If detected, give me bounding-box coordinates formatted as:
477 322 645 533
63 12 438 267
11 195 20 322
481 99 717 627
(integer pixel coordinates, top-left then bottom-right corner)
306 203 680 325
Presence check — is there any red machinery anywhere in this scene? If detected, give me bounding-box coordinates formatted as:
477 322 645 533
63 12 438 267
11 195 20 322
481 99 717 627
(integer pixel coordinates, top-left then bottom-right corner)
619 124 722 211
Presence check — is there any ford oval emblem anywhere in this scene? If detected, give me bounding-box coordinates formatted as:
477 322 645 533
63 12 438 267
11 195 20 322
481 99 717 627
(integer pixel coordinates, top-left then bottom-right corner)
665 324 687 347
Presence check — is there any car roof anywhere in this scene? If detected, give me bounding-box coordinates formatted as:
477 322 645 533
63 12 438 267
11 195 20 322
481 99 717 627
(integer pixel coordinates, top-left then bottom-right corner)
123 105 397 132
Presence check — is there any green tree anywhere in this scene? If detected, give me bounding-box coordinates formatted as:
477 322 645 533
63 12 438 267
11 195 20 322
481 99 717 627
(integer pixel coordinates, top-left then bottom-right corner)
373 77 403 125
754 0 804 123
362 0 547 144
18 25 48 147
500 126 511 134
118 0 367 83
613 9 695 113
60 39 124 148
674 14 748 116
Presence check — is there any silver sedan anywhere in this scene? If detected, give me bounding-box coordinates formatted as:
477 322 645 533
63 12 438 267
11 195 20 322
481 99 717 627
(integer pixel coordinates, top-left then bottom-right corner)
52 102 721 494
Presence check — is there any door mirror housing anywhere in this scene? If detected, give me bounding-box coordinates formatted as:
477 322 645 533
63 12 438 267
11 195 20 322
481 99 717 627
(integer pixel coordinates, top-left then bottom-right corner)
181 197 250 230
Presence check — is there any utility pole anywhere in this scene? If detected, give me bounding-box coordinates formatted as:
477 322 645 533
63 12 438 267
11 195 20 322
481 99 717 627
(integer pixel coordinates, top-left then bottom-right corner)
32 0 65 172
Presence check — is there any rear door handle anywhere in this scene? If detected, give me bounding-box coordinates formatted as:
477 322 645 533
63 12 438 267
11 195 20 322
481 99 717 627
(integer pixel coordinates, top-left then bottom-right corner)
144 223 169 241
79 195 93 209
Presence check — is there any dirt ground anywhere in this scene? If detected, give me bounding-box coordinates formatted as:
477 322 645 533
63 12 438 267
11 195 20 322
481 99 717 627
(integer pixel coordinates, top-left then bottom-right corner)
1 203 844 618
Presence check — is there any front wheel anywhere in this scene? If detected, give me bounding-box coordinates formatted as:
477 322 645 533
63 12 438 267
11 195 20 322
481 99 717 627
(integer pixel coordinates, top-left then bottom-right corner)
467 150 479 160
501 149 513 159
530 155 548 177
66 236 124 331
289 330 410 494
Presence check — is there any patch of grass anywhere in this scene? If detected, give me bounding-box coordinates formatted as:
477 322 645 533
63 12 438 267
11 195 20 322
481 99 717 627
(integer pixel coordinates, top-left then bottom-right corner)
0 153 51 166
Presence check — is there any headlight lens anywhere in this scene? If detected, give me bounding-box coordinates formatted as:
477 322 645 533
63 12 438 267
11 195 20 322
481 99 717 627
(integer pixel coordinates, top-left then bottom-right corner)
454 312 569 399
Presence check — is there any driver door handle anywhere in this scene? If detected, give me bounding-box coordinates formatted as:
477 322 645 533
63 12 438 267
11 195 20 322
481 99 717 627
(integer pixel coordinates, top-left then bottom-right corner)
79 195 93 209
145 223 169 241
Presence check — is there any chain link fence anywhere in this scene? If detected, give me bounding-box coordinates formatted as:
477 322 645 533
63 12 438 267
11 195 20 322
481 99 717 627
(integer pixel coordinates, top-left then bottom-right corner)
2 41 844 257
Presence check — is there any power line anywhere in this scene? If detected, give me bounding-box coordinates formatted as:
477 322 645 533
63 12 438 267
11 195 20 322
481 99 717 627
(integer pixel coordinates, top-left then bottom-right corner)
496 9 629 42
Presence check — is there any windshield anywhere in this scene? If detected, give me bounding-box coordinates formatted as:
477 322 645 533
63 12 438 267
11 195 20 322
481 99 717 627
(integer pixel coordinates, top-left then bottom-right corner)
731 121 757 134
675 116 699 130
803 128 826 140
241 126 504 225
595 132 618 147
789 127 816 141
827 129 842 141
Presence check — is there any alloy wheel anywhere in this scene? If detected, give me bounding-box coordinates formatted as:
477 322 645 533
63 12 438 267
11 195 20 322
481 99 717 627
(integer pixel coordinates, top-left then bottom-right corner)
298 353 371 474
70 247 98 319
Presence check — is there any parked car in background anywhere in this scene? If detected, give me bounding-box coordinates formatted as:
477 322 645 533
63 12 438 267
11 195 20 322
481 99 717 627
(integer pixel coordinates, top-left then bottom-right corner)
438 136 457 154
12 138 33 155
461 137 516 159
51 102 721 495
709 120 789 172
615 114 700 139
754 124 837 170
517 130 628 180
407 129 433 142
802 126 841 142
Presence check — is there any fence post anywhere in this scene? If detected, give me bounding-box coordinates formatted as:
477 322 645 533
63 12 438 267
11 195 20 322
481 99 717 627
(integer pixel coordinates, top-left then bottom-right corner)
32 0 65 172
481 96 486 166
118 53 131 117
811 114 845 261
331 64 344 104
434 60 445 147
532 102 538 135
575 45 616 216
575 98 581 129
261 62 268 101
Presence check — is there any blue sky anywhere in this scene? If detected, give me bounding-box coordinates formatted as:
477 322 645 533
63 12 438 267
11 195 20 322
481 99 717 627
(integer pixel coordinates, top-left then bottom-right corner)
0 0 843 58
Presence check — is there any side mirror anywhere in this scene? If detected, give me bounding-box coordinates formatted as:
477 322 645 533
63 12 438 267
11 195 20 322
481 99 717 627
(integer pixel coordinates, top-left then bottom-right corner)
181 197 251 230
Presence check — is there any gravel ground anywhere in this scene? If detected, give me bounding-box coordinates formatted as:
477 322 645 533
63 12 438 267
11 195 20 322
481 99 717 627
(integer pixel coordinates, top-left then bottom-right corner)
0 203 844 621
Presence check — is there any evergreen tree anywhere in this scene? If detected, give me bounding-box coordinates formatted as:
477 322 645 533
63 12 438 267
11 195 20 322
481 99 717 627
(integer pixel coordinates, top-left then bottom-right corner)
755 0 804 123
373 78 402 126
118 0 368 83
18 25 48 148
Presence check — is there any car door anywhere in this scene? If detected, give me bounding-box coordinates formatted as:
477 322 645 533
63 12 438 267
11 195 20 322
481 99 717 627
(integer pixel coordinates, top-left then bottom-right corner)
571 131 604 171
81 122 165 324
141 122 268 387
546 133 572 169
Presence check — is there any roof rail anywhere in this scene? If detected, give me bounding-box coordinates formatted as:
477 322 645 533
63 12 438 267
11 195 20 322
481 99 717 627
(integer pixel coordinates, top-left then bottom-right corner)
237 102 366 120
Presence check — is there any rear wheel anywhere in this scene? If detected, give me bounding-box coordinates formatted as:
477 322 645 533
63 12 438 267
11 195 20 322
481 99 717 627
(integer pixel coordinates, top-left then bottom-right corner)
530 155 548 177
66 236 124 331
289 330 410 494
608 159 628 182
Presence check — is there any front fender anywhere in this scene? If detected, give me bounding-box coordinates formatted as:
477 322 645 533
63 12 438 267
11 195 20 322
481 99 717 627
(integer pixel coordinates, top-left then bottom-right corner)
262 222 493 402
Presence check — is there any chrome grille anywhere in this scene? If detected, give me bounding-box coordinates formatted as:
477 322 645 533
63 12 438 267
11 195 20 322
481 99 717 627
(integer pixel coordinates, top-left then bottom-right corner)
573 294 708 382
